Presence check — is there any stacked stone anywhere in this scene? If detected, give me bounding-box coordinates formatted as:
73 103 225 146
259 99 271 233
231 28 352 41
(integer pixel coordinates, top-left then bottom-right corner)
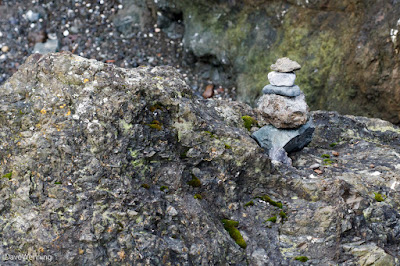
258 57 308 129
252 57 314 165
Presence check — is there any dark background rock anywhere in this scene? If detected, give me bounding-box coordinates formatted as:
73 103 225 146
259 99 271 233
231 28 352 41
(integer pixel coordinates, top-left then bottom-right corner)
151 0 400 124
1 53 400 265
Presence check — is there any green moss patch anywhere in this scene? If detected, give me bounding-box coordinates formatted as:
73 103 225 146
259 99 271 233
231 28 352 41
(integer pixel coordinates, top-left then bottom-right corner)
329 142 337 147
148 120 162 130
294 256 309 262
160 186 169 192
2 172 12 180
224 143 232 149
221 219 247 249
255 195 283 208
266 216 277 223
141 183 150 189
54 181 62 185
242 116 258 131
244 201 254 207
321 154 330 158
279 211 287 220
194 194 202 200
187 174 202 187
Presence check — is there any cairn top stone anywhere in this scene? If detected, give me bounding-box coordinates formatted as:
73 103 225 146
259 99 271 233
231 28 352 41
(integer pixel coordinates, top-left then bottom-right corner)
271 57 301 72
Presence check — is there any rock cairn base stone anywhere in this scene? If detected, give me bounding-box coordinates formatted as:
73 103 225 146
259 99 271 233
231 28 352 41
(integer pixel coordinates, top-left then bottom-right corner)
257 93 309 129
252 119 315 165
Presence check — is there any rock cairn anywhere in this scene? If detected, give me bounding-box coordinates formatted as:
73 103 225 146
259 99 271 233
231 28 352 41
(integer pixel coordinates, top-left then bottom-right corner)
252 57 315 165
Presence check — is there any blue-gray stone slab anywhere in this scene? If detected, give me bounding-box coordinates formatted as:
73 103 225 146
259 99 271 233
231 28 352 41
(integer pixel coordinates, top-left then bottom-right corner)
262 84 301 97
251 119 315 164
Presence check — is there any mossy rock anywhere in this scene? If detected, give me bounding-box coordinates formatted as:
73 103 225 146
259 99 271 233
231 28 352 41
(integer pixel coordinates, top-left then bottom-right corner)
221 219 247 249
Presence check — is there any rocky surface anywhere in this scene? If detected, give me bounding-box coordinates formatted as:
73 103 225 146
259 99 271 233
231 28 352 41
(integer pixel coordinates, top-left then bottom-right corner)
1 53 400 265
257 93 309 129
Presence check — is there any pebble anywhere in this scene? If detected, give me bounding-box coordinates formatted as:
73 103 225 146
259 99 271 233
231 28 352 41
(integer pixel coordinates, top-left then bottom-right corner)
310 163 320 169
332 151 339 157
262 84 301 97
1 46 9 53
268 71 296 87
271 57 301 72
202 84 214 99
26 10 40 22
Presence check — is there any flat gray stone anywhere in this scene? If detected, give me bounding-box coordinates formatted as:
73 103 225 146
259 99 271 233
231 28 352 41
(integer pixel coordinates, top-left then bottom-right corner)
262 84 301 97
268 71 296 86
271 57 301 72
252 119 315 164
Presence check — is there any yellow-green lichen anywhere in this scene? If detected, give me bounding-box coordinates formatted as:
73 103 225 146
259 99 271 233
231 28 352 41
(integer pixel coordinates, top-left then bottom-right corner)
224 143 232 149
255 195 283 208
194 194 202 200
294 256 309 262
321 154 330 158
374 192 385 202
187 174 202 187
242 116 258 131
221 219 247 249
279 211 287 220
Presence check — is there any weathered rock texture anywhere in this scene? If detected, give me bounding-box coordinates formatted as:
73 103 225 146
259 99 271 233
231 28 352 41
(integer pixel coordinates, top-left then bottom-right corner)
149 0 400 124
1 53 400 265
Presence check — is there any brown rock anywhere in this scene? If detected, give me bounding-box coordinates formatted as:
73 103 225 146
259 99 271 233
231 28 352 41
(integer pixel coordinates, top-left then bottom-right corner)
202 84 214 99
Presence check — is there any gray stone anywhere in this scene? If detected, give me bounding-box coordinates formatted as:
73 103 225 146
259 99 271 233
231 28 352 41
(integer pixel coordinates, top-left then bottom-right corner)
262 84 301 97
25 10 40 22
33 39 59 54
271 57 301 72
268 71 296 86
257 93 309 129
251 119 315 164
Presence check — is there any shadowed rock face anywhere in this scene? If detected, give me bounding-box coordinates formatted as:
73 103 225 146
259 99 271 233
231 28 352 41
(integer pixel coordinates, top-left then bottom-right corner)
1 53 400 265
151 0 400 124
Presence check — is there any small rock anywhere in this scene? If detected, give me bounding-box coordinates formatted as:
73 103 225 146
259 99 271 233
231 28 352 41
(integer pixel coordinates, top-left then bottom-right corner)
310 163 320 169
33 39 59 54
268 71 296 86
369 164 375 168
332 151 339 157
271 57 301 72
314 169 323 175
1 46 9 53
257 93 309 129
26 10 40 22
262 84 301 97
202 84 214 99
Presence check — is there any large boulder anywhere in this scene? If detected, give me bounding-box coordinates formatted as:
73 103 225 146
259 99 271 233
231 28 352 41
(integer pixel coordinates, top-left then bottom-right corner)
1 53 400 265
